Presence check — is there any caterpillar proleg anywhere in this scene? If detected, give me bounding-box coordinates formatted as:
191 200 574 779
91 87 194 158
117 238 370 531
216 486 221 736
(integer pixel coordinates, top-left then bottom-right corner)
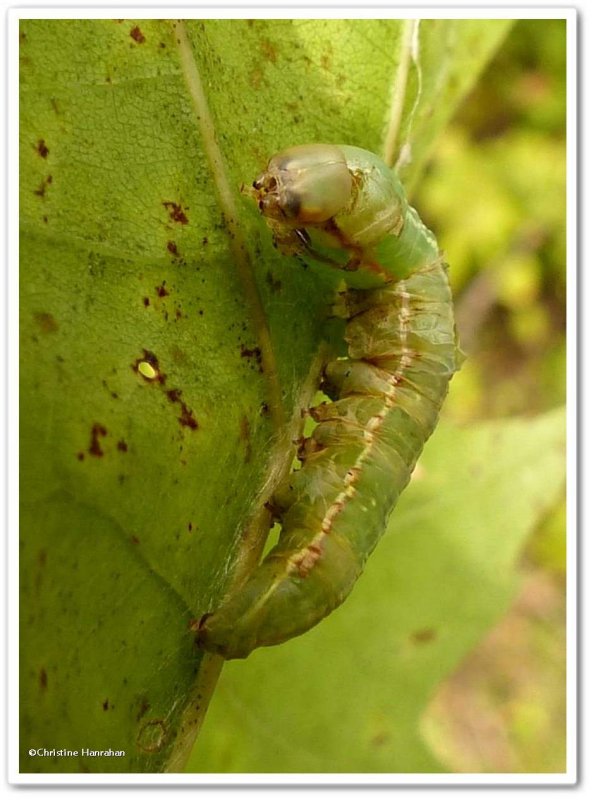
197 144 462 659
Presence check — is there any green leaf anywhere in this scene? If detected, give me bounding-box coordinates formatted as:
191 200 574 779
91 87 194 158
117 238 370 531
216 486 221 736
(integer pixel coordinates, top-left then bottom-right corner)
20 18 513 773
188 408 566 772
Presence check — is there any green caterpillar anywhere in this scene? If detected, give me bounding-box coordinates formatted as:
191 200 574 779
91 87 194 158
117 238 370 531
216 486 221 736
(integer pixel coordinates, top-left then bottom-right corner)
197 144 462 659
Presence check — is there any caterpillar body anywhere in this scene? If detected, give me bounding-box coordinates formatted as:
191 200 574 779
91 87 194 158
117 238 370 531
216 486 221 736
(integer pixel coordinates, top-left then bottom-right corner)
197 145 461 659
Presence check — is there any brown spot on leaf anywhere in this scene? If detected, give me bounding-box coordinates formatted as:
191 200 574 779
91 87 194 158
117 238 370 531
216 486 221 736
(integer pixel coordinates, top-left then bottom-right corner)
130 25 145 44
136 697 151 721
34 311 58 333
39 668 47 690
260 38 278 63
33 174 53 198
166 388 199 430
117 439 128 452
371 731 390 748
178 401 198 430
163 201 189 225
156 283 169 298
240 344 263 371
89 423 108 457
266 271 282 293
101 379 119 400
102 698 110 711
167 240 179 257
131 535 140 545
36 139 49 158
143 297 150 307
410 627 437 645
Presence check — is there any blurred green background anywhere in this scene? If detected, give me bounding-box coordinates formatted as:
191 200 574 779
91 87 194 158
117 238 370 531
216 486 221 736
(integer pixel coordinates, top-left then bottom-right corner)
420 19 566 425
413 19 567 772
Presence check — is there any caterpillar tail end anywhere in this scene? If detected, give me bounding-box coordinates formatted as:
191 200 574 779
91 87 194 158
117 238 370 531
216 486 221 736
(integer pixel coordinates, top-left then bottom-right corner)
193 611 256 661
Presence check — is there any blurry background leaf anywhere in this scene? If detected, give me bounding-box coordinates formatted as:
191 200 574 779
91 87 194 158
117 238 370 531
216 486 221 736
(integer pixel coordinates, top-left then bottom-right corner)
418 19 567 423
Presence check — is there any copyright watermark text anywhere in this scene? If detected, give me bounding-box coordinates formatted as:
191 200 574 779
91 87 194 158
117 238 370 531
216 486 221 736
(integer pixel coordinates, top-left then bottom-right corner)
28 747 125 758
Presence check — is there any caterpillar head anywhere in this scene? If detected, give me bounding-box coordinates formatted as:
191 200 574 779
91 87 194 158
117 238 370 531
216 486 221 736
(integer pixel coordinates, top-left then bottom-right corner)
250 144 353 227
